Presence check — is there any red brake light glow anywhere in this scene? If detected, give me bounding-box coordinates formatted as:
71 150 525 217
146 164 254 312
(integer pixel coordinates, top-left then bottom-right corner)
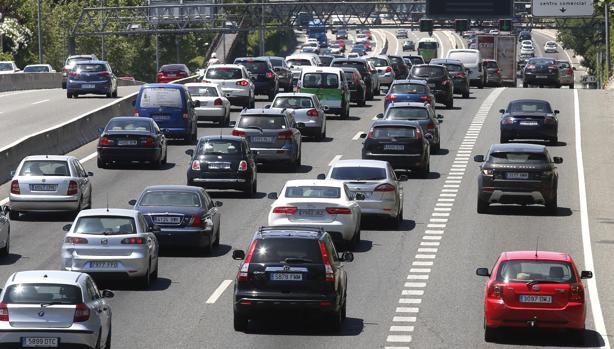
236 80 249 87
73 303 90 322
0 303 8 321
10 180 19 195
326 207 352 214
385 66 393 73
191 160 201 171
238 240 258 281
277 130 293 140
190 215 202 227
375 183 396 192
419 95 432 102
272 206 297 214
385 95 396 101
266 71 274 79
67 181 78 195
99 137 114 145
121 237 145 244
569 284 585 303
214 98 223 106
318 241 335 282
232 130 246 137
306 109 319 117
238 160 248 171
65 237 88 244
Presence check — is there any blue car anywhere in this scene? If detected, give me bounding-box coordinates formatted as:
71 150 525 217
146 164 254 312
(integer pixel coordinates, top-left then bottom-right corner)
134 84 199 144
66 60 117 98
384 79 435 111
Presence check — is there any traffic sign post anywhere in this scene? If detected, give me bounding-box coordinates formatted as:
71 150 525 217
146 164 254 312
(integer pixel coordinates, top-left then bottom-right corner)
531 0 594 17
498 19 512 32
455 19 468 33
420 19 434 33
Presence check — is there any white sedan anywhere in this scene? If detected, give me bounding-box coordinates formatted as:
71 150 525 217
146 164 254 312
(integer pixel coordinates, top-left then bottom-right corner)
544 41 558 53
268 179 362 249
520 45 535 56
185 82 231 126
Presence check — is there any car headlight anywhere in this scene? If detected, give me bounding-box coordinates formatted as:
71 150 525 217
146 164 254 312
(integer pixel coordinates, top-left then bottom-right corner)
481 169 494 176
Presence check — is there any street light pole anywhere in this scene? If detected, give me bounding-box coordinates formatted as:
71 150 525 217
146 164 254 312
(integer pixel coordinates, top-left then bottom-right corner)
37 0 43 63
0 12 4 54
100 0 105 60
259 1 265 56
606 2 611 77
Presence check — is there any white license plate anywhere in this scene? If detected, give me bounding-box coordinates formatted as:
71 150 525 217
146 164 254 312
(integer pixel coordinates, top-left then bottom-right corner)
506 172 529 180
167 73 177 77
519 121 539 126
117 140 137 146
252 136 274 143
89 261 118 269
30 184 57 191
385 144 405 150
536 75 547 79
519 295 552 303
298 209 325 216
270 273 303 281
22 337 59 347
154 216 181 224
152 115 170 121
208 162 231 169
81 84 95 89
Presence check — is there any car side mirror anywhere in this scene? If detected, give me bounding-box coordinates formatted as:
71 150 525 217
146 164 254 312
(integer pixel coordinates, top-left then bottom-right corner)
581 270 593 279
554 110 559 114
474 155 485 162
232 249 246 260
398 175 408 182
359 133 367 139
148 225 161 233
573 67 577 71
267 192 278 200
376 113 384 119
317 173 326 180
425 133 434 141
264 104 271 109
553 157 563 164
193 100 201 108
215 201 223 207
340 251 354 262
102 290 114 298
322 105 330 111
229 121 236 127
185 149 194 156
128 199 137 206
98 128 105 135
476 268 490 277
354 193 366 201
62 224 72 232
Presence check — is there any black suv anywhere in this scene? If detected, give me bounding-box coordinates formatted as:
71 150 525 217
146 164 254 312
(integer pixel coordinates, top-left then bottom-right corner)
331 58 379 99
409 64 454 109
388 55 410 80
499 99 559 144
522 57 560 88
232 226 354 331
474 143 562 214
234 57 279 100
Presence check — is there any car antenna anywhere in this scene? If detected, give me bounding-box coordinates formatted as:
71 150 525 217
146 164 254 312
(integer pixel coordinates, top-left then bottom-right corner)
220 126 223 139
535 237 539 258
106 193 109 212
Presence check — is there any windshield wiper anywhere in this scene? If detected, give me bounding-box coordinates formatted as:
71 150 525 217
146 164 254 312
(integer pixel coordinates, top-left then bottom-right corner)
527 280 564 287
40 301 66 308
283 257 313 264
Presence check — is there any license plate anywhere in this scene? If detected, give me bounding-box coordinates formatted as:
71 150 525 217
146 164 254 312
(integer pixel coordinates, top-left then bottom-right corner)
298 209 325 216
81 84 95 89
519 295 552 303
22 337 59 347
30 184 57 191
270 273 303 281
167 73 176 77
152 114 170 121
117 140 137 146
208 162 231 170
519 121 539 126
506 172 529 180
154 216 181 224
536 75 547 79
385 144 405 150
89 261 118 269
252 136 274 143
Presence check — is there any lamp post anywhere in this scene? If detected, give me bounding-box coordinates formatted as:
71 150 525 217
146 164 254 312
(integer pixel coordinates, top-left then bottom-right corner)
37 0 43 63
0 12 4 54
606 2 611 76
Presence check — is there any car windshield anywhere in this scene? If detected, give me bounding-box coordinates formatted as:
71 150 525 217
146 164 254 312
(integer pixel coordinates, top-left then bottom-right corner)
285 186 341 198
237 61 268 74
386 107 428 120
508 101 552 113
75 64 106 72
250 239 323 264
489 152 548 163
302 73 339 88
239 115 286 129
372 126 416 139
139 191 201 207
140 87 183 108
286 59 311 67
332 61 366 73
367 58 388 67
73 216 136 235
106 119 152 132
205 68 243 79
273 97 314 109
411 67 445 78
496 260 576 283
197 140 242 155
330 166 387 180
19 161 70 177
389 57 404 65
3 284 82 304
187 86 219 97
0 63 12 71
24 66 49 72
443 64 463 72
484 61 498 68
390 83 426 94
447 51 479 64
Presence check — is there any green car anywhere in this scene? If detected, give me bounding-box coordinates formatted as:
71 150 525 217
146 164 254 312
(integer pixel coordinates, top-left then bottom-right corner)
298 67 351 119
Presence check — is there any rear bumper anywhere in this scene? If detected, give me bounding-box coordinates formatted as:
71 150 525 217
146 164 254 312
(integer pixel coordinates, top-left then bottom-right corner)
97 147 161 162
500 126 557 140
377 73 394 85
155 228 212 248
234 294 339 316
252 148 295 162
485 299 585 329
0 329 97 349
195 107 226 121
523 73 559 85
355 200 397 217
9 195 80 212
362 153 424 169
67 81 112 95
478 182 554 204
268 220 355 241
61 253 149 279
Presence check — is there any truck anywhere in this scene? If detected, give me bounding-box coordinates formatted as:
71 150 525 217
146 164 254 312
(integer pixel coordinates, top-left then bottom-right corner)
477 34 495 60
494 35 517 87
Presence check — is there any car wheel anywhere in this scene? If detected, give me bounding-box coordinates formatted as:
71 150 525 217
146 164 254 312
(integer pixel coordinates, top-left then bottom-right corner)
484 325 498 342
499 135 508 143
152 155 163 169
66 92 73 98
431 142 440 154
73 93 79 98
478 81 484 89
358 94 366 107
234 311 248 332
523 82 528 88
62 81 67 89
570 84 574 89
106 92 112 98
161 149 168 165
151 258 159 281
446 98 453 109
244 179 254 195
393 208 403 228
94 331 102 349
295 147 302 169
463 90 470 98
139 263 151 289
341 104 350 119
546 192 558 214
328 300 345 332
213 226 220 247
374 85 380 96
251 179 258 197
477 198 489 214
249 97 256 109
418 160 429 178
0 232 10 256
9 209 19 221
366 87 373 100
104 325 111 349
112 89 118 98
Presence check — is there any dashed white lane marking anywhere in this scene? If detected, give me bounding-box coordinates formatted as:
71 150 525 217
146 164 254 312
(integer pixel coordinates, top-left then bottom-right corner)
328 154 342 166
31 99 50 105
352 131 363 140
402 290 425 296
390 325 415 331
205 279 233 304
393 316 417 322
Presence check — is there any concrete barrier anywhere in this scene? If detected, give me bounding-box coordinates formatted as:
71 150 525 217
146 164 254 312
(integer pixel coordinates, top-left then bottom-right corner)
0 73 62 92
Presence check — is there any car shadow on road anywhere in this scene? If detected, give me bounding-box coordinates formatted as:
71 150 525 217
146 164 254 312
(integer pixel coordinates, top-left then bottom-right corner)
14 212 75 222
97 277 172 292
491 328 605 347
258 164 313 174
506 140 568 147
302 136 334 143
245 315 363 336
159 243 232 258
0 253 22 265
207 191 267 199
432 148 450 156
102 162 176 171
361 217 416 232
485 205 572 217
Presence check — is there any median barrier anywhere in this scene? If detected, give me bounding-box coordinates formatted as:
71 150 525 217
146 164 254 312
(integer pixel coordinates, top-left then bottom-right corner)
0 73 62 92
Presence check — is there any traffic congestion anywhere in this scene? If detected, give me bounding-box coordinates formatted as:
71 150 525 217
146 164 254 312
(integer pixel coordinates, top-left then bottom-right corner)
0 15 611 349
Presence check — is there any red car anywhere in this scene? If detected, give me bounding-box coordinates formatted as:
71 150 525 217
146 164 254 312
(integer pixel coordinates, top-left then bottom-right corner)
336 40 346 52
156 64 191 83
476 251 593 342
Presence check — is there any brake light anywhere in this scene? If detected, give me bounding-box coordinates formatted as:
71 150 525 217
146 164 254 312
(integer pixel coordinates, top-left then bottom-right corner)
236 80 249 86
326 207 352 214
0 303 8 321
99 137 114 145
141 137 155 146
427 122 435 130
419 95 432 102
68 72 78 78
277 130 293 140
214 98 223 106
488 284 503 299
190 214 202 227
238 240 258 281
306 109 319 117
266 71 273 79
10 180 19 195
191 160 201 171
569 284 585 303
182 113 189 120
65 237 88 244
67 181 78 195
385 95 396 101
202 79 211 83
375 183 396 192
238 160 248 171
544 117 556 125
98 71 110 77
502 117 514 125
455 72 466 78
232 130 246 137
272 206 297 214
318 241 335 283
73 303 90 322
526 64 536 69
567 68 573 75
121 237 145 244
415 126 423 140
496 69 501 76
385 66 392 73
547 64 557 70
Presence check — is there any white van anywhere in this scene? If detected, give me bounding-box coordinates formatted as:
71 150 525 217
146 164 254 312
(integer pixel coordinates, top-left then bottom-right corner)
298 66 350 118
285 54 321 87
446 49 483 88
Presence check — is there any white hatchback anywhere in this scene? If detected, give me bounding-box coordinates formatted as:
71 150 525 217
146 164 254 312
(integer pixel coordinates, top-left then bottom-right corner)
202 64 255 108
185 82 231 126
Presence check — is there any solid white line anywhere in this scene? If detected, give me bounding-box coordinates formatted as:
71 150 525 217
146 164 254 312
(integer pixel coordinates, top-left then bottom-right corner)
81 152 98 163
574 89 611 348
434 207 452 212
437 198 455 202
427 224 446 228
205 279 233 304
429 218 447 222
393 316 417 322
31 99 50 105
328 154 342 166
352 131 363 140
417 248 437 253
432 212 450 217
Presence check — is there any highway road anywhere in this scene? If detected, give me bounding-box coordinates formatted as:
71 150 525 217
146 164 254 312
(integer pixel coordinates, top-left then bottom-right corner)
0 28 612 349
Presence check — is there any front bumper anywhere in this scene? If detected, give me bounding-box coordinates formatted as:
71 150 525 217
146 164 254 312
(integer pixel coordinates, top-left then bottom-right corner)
485 299 585 329
9 194 80 212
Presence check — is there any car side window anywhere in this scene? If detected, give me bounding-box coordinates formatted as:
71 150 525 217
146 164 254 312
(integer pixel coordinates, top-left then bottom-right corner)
286 113 295 127
85 278 100 301
388 165 397 181
138 214 148 232
202 191 213 210
106 64 113 75
324 235 340 264
343 184 353 200
73 160 86 177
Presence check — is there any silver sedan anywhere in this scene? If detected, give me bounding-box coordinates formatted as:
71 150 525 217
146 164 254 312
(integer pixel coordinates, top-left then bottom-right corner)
269 92 327 140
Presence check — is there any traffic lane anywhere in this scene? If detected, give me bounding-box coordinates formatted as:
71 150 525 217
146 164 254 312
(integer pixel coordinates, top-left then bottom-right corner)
0 85 141 148
579 89 614 341
410 87 602 348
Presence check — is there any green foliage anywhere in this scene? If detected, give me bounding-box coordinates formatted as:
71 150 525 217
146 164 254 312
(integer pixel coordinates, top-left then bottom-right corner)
0 52 14 61
246 21 297 57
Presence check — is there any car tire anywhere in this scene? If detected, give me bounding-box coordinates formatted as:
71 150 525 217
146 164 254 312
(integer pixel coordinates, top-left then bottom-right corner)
341 103 350 119
358 94 366 107
446 98 453 109
523 82 528 88
0 232 10 256
62 81 67 89
393 208 403 228
570 84 574 89
104 325 111 349
151 259 159 281
366 87 373 100
73 93 79 98
478 81 484 89
418 160 429 178
97 157 107 169
268 91 275 102
328 300 345 332
112 89 118 98
8 210 19 221
106 92 112 98
161 149 168 165
484 325 498 342
152 155 162 169
139 263 151 289
546 192 558 214
462 90 470 98
500 135 508 143
477 198 489 214
66 92 73 98
431 142 440 154
249 97 256 109
234 311 248 332
374 86 380 96
295 148 302 169
94 332 102 349
213 226 220 247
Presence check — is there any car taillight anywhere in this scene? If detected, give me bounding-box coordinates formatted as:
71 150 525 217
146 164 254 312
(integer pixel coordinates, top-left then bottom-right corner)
272 206 297 214
183 113 189 120
189 215 202 226
99 136 114 145
567 68 573 76
0 303 8 321
547 64 557 70
544 117 556 125
214 98 223 106
68 72 78 78
238 240 257 282
427 122 435 130
375 183 396 192
488 284 503 298
318 241 335 282
121 237 145 244
238 160 248 171
420 95 432 102
526 64 536 69
266 71 274 79
326 207 352 214
569 284 585 303
98 71 110 77
65 237 88 244
385 66 392 73
442 79 450 85
67 181 78 195
277 130 293 140
496 69 501 76
202 79 211 83
307 109 319 117
191 160 201 171
455 72 466 78
385 95 396 101
141 137 155 146
10 180 20 195
502 117 514 125
236 80 249 86
415 126 423 140
232 130 246 137
73 303 90 322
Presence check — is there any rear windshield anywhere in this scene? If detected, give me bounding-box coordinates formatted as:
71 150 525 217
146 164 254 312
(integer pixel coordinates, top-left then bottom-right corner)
239 115 287 129
187 86 219 97
418 42 438 49
75 64 106 72
205 67 243 79
411 66 445 78
408 57 424 65
236 61 268 74
489 152 548 163
390 83 426 94
73 216 137 235
386 107 428 120
330 166 387 180
442 64 463 72
269 58 284 67
19 161 70 177
372 126 416 139
250 239 323 264
3 284 82 304
66 57 92 66
389 57 404 65
272 96 314 109
528 58 555 65
447 51 479 64
319 56 334 66
508 101 552 113
302 73 339 88
106 119 152 132
285 186 341 198
198 140 242 155
0 63 12 71
139 191 200 207
331 61 366 73
24 66 50 73
484 61 498 68
160 64 187 72
496 260 576 283
367 58 388 67
140 87 183 108
287 59 311 67
557 61 571 69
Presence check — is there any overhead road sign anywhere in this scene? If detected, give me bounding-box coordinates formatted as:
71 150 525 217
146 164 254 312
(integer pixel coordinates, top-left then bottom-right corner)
532 0 594 17
426 0 513 18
